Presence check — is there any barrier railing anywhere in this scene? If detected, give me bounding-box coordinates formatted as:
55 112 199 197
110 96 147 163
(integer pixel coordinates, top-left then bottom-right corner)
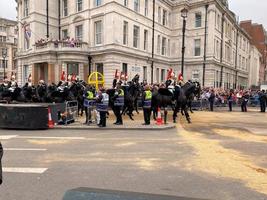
63 101 79 125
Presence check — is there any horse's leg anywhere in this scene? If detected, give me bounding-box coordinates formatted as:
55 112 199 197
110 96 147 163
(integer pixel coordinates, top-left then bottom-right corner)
183 106 191 123
173 106 178 123
189 101 194 113
164 108 168 124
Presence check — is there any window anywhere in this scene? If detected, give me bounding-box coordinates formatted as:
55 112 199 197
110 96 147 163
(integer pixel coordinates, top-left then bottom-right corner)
75 25 83 41
123 21 128 45
67 63 79 75
124 0 128 7
134 0 140 12
158 7 161 23
157 35 160 54
144 30 148 50
0 36 7 42
195 13 202 27
23 65 29 83
122 63 128 75
96 63 104 75
62 29 68 39
161 69 165 83
144 0 148 16
77 0 83 12
133 25 140 48
95 0 102 7
156 68 159 83
143 66 147 81
0 26 7 32
162 37 166 55
194 39 201 56
63 0 68 16
95 21 102 45
24 0 29 17
163 10 167 26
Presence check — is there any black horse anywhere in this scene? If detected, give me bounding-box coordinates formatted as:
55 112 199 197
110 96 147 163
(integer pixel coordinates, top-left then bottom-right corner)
173 81 201 123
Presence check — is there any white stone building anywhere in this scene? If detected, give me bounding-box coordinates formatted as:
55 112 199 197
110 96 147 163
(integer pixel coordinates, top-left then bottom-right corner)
0 18 17 81
15 0 255 88
248 45 261 87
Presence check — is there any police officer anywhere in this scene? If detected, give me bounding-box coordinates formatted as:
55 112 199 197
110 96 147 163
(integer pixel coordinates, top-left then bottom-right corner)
84 85 96 124
113 83 124 125
259 90 266 112
142 85 152 125
0 142 3 185
241 91 249 112
96 87 109 127
208 89 216 112
227 90 234 112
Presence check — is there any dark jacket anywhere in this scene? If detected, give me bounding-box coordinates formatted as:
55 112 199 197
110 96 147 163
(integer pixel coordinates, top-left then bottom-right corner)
0 142 3 185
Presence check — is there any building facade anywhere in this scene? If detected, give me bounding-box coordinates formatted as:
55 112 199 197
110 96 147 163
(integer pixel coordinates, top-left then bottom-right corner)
16 0 253 88
0 18 17 81
240 20 267 85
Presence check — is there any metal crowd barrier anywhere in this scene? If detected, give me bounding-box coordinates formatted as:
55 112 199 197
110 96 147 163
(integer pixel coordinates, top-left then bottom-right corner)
64 101 79 125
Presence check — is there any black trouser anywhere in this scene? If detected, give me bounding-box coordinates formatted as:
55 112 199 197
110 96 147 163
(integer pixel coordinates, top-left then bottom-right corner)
241 101 248 112
143 108 151 125
260 101 266 112
114 106 123 124
99 111 106 127
209 100 214 111
0 142 3 185
228 101 233 111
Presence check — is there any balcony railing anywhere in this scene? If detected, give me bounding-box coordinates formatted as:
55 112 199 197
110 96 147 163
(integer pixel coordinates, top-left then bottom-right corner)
34 41 88 52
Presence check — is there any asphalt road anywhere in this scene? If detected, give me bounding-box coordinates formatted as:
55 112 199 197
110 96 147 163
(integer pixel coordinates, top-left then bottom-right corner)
0 109 267 200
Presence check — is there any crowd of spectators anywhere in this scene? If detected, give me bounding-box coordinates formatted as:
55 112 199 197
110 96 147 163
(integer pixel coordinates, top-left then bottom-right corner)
200 87 261 107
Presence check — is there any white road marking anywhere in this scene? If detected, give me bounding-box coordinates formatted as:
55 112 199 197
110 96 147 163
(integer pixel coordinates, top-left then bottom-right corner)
3 167 48 174
5 148 47 151
0 135 18 140
17 136 85 140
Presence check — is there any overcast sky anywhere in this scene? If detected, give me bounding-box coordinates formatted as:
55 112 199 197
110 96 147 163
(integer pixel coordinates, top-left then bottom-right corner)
0 0 266 29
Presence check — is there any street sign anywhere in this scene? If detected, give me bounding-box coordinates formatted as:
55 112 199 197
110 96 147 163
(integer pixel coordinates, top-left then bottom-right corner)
88 72 105 91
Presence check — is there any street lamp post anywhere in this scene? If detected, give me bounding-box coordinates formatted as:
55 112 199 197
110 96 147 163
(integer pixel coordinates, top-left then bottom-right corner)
2 48 7 81
181 8 188 76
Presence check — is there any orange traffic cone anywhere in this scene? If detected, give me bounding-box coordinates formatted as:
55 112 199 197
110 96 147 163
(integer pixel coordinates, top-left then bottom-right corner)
48 107 54 128
156 107 163 125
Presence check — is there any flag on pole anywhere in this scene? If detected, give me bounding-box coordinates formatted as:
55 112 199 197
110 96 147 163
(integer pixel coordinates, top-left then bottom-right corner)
22 22 31 40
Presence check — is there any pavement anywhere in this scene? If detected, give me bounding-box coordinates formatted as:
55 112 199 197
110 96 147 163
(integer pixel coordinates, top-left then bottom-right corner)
56 110 176 130
0 108 266 200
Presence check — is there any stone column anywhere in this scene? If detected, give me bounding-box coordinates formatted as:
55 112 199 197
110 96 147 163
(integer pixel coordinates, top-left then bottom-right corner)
48 63 55 84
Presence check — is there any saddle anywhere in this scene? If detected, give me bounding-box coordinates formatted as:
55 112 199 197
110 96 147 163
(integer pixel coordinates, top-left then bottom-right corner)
158 88 173 96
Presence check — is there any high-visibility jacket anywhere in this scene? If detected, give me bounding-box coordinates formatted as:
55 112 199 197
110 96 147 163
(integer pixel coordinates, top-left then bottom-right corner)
143 90 152 109
114 89 125 106
84 91 95 107
96 92 109 112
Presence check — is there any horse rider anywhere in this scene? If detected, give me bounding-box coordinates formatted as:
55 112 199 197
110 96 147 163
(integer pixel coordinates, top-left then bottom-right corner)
142 85 152 125
113 83 124 125
177 73 185 87
84 85 96 125
96 87 109 127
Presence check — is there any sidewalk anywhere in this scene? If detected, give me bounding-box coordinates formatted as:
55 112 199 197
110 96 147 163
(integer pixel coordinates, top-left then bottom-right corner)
56 111 176 130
